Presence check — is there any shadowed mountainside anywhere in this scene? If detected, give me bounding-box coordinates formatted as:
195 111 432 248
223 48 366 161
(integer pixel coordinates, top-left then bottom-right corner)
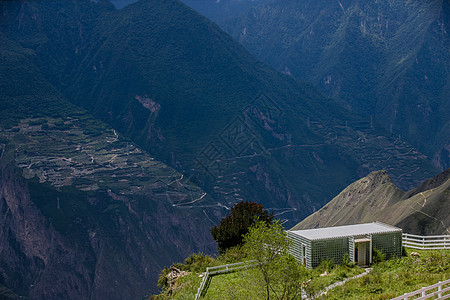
218 0 450 171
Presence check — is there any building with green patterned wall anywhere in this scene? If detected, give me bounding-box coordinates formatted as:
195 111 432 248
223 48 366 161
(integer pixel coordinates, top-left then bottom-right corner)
287 222 402 269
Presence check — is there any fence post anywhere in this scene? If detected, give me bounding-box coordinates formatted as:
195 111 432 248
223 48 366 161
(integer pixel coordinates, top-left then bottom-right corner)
421 287 425 297
437 282 442 297
403 292 408 300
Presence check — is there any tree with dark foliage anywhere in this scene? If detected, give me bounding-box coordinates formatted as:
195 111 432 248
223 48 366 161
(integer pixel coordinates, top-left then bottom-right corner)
210 201 273 253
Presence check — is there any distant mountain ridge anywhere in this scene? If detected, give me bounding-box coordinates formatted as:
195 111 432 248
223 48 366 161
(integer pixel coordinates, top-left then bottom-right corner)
292 169 450 235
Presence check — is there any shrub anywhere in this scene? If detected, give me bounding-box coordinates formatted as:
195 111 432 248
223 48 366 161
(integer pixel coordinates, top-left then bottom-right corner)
219 245 245 263
157 267 171 290
317 258 334 273
335 269 349 281
372 249 385 264
342 253 355 268
183 252 215 273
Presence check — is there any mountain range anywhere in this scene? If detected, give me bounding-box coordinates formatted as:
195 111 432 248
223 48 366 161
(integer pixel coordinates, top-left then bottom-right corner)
215 0 450 171
113 0 450 173
0 0 444 298
292 168 450 235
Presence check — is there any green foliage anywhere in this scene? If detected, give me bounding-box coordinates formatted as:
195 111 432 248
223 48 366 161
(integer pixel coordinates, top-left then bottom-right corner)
157 267 171 290
218 246 246 264
210 201 274 253
181 253 216 273
152 245 365 299
317 258 335 273
153 248 450 299
241 220 308 300
372 249 386 264
342 253 355 268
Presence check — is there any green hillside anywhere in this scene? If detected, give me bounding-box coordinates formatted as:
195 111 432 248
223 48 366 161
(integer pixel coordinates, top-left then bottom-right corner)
220 0 450 171
152 246 449 299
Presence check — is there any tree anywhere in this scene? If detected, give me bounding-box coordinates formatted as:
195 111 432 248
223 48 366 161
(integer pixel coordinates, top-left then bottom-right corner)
241 221 308 300
210 201 273 253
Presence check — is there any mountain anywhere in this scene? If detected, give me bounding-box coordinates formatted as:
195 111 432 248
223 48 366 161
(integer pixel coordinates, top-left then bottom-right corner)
110 0 270 19
292 169 450 235
181 0 271 23
109 0 137 9
64 0 439 221
219 0 450 171
0 0 442 298
0 20 217 299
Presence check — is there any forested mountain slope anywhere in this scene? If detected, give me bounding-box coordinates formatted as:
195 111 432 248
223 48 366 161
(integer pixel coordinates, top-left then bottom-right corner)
219 0 450 171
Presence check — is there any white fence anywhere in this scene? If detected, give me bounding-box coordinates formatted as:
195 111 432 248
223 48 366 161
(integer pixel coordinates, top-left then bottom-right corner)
194 261 254 300
403 233 449 250
390 279 450 300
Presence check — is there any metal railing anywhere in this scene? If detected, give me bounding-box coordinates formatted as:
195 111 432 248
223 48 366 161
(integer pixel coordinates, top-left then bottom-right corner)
403 233 450 250
390 278 450 299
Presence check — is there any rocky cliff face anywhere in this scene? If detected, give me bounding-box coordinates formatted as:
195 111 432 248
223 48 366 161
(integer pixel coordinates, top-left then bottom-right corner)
292 169 450 235
0 160 94 299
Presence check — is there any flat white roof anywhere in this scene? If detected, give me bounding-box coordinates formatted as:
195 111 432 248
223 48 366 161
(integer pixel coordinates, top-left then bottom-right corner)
289 222 401 241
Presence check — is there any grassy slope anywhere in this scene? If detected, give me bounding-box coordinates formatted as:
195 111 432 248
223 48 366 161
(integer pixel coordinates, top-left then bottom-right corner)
325 249 450 299
155 254 364 299
155 249 450 299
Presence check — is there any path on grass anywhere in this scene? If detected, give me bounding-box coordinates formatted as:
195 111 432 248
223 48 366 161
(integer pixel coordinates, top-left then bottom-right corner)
303 267 373 299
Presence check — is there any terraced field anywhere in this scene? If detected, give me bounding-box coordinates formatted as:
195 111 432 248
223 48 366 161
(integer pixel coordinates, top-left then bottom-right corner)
1 116 206 206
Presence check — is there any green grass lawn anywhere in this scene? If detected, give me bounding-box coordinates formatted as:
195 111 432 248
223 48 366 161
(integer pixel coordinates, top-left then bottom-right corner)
203 265 365 299
157 254 364 299
324 249 450 300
